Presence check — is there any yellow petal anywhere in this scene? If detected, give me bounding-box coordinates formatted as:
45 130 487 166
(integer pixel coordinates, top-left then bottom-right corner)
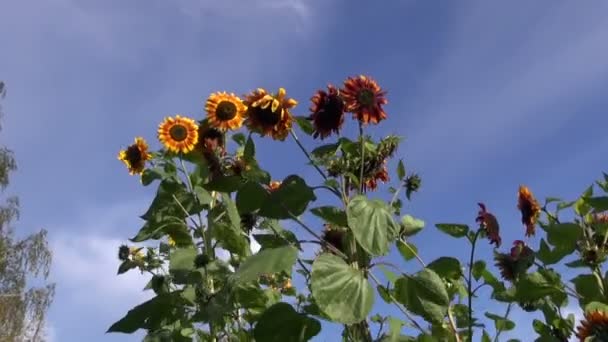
277 87 286 100
271 99 280 112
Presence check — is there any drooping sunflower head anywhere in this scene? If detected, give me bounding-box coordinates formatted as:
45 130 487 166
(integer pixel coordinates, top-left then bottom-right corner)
517 185 541 237
205 92 246 131
476 203 502 248
341 75 388 125
576 310 608 341
363 163 389 192
243 87 297 141
158 115 199 154
117 137 151 175
195 120 225 154
321 224 347 254
494 252 516 281
308 85 345 139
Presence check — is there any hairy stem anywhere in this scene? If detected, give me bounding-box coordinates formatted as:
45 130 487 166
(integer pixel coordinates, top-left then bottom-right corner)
290 129 327 180
467 229 482 342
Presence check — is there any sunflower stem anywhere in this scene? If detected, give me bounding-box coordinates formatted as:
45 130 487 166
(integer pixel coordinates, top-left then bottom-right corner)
467 229 482 342
290 129 327 181
358 122 365 194
493 303 512 342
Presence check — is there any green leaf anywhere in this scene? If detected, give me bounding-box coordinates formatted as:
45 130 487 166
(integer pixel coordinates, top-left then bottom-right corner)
377 285 392 303
472 261 486 281
141 167 166 186
244 134 255 161
427 257 462 280
378 265 399 284
221 193 241 230
254 302 321 341
211 221 250 256
585 196 608 212
194 186 213 207
572 274 604 306
310 206 348 227
107 294 178 333
387 316 405 341
485 312 515 331
514 272 564 302
541 223 582 250
435 224 469 238
204 175 243 193
311 253 374 324
231 246 298 284
232 133 247 146
294 116 315 136
258 175 317 219
397 160 406 180
394 269 450 323
236 181 268 214
117 260 138 275
169 247 197 273
400 215 425 237
396 240 417 261
253 231 299 250
347 195 399 256
310 143 340 159
481 330 491 342
536 238 572 265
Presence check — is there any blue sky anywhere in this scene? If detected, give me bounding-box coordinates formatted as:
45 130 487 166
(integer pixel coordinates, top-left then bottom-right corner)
1 0 608 341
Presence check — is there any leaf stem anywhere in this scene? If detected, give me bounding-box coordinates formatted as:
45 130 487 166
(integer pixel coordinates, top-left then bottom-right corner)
290 129 327 180
448 305 462 342
358 123 365 194
493 303 512 342
368 272 426 334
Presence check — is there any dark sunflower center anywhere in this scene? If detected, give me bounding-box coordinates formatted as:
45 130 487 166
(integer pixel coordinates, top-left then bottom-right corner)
591 321 608 340
216 101 238 121
256 107 282 127
169 124 188 142
357 89 375 106
126 145 143 164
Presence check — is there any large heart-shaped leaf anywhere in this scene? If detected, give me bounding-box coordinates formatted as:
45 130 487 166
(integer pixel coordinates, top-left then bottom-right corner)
258 175 316 219
347 195 399 256
394 269 449 323
231 246 298 284
253 302 321 341
311 253 374 324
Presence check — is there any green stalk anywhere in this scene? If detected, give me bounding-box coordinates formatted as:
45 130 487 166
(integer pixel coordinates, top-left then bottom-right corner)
467 230 482 342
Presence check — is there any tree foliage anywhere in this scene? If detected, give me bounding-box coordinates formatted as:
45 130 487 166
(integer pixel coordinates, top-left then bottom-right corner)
0 82 55 342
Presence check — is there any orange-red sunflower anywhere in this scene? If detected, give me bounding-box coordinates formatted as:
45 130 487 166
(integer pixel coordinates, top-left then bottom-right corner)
476 203 501 248
308 85 345 139
158 115 199 154
205 92 246 131
195 120 225 154
267 181 282 192
341 75 388 125
243 88 297 141
363 164 389 192
576 310 608 341
517 185 541 237
118 137 151 175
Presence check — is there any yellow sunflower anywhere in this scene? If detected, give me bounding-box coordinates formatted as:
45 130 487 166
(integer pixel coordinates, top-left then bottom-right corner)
517 185 541 237
243 88 297 141
117 137 151 175
158 115 199 153
205 92 246 131
576 310 608 341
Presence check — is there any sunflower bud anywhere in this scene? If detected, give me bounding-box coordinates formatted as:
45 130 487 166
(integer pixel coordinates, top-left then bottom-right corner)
405 173 421 200
194 254 211 268
118 245 130 261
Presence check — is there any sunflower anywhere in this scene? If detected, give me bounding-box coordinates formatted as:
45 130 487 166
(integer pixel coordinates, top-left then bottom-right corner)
576 310 608 341
517 185 541 237
205 92 246 131
308 85 345 139
158 115 199 154
321 224 346 254
267 181 282 192
494 240 534 281
476 203 501 248
341 75 388 125
117 137 151 175
363 164 389 192
195 120 225 154
167 236 176 248
243 87 297 141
